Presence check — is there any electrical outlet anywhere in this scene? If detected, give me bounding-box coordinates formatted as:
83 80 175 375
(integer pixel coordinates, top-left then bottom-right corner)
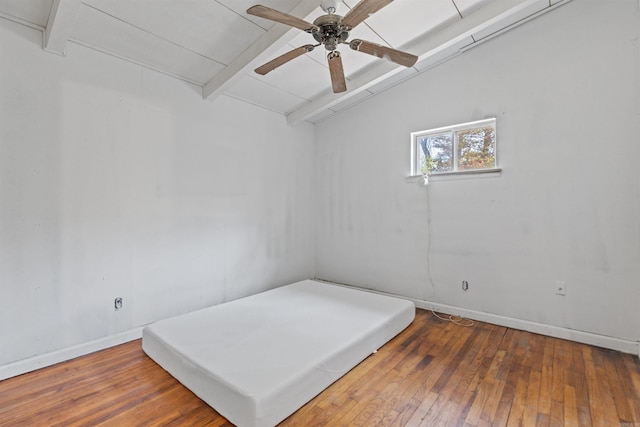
114 297 123 310
555 281 566 296
462 280 469 291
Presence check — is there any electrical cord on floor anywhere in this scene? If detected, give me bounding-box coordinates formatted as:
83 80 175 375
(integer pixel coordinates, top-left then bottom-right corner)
431 310 474 327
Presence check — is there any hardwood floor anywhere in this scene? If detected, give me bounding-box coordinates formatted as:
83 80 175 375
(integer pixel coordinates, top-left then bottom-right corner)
1 309 639 426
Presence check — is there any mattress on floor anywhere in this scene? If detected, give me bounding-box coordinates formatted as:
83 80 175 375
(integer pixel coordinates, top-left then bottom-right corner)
142 279 415 427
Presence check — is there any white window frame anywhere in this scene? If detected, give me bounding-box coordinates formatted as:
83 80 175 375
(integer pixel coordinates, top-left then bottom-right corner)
410 118 499 178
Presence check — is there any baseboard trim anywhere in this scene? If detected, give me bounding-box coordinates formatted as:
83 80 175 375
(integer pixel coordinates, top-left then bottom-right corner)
0 328 144 381
3 282 638 381
411 299 639 356
317 280 640 356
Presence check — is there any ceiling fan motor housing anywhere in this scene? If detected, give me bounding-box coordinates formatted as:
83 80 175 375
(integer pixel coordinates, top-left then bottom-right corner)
312 14 349 51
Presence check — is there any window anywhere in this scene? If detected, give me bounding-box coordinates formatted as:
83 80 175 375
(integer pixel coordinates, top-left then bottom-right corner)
411 118 497 176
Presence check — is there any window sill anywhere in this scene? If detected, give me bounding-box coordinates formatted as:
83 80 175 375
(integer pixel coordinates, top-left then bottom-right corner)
405 168 502 183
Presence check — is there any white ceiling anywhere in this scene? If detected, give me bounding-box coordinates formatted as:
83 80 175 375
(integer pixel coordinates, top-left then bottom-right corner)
0 0 568 124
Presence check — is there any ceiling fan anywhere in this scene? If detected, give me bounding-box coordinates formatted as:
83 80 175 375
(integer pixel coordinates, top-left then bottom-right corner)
247 0 418 93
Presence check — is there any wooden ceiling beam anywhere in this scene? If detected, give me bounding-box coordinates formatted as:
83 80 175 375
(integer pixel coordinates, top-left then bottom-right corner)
203 0 319 101
44 0 81 55
287 0 551 125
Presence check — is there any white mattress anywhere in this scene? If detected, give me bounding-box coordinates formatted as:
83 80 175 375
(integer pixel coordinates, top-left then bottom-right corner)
142 279 415 427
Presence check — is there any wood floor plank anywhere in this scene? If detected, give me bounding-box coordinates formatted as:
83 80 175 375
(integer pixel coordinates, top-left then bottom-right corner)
584 346 621 427
570 342 593 427
563 384 579 427
537 336 555 417
437 325 501 425
603 349 635 423
623 355 640 422
1 309 639 426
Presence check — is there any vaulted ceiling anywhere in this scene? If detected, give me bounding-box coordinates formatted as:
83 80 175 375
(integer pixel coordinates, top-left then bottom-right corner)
0 0 567 124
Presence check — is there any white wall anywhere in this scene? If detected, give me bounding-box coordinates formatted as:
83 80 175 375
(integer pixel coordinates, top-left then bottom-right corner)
1 0 638 373
315 0 640 344
0 18 314 367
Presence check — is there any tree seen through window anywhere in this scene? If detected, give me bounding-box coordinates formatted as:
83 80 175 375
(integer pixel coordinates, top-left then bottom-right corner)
416 121 496 175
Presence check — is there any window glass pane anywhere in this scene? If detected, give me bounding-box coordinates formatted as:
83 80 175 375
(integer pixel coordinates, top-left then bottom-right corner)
417 137 427 175
456 126 495 171
419 133 453 173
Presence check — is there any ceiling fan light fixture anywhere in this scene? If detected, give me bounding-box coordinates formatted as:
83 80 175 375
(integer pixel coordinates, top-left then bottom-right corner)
320 0 339 14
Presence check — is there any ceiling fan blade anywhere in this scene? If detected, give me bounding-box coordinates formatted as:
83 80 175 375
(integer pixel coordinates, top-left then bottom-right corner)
327 51 347 93
349 39 418 67
340 0 393 30
247 5 319 33
255 45 315 75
